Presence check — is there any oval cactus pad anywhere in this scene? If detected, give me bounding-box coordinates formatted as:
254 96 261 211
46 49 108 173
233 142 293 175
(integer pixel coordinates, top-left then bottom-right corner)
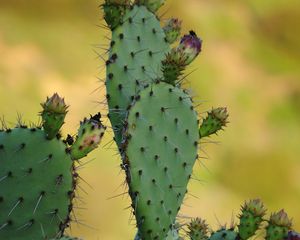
123 82 199 239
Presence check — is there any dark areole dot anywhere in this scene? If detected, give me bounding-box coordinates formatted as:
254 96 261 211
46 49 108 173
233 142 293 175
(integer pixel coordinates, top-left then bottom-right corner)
108 73 114 80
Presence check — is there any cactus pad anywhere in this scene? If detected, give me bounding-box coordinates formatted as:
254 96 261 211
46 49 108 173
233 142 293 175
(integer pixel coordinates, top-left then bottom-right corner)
209 229 238 240
106 5 170 146
0 128 74 240
122 82 199 239
238 199 266 240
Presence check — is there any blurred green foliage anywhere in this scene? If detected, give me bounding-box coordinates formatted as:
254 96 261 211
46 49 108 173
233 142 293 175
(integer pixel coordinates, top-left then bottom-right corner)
0 0 299 239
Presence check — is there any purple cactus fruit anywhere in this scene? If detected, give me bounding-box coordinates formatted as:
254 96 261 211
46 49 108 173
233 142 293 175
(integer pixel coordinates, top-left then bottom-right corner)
177 30 202 65
286 231 300 240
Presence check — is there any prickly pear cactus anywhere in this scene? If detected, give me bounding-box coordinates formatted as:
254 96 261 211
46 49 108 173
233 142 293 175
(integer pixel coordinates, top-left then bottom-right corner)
101 0 227 239
0 94 105 240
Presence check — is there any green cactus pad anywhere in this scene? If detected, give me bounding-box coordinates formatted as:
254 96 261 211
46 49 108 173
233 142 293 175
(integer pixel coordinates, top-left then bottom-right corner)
0 128 74 240
122 82 199 240
209 229 238 240
199 107 228 138
238 199 266 240
266 210 292 240
106 5 170 146
70 113 106 160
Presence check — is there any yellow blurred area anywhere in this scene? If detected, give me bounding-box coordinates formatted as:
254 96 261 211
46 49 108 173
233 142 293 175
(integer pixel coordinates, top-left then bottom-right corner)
0 0 299 239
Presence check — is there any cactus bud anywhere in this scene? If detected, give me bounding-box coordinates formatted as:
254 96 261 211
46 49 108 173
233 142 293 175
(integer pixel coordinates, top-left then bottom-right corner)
188 218 209 240
238 199 266 240
163 18 182 44
178 30 202 65
162 30 202 85
103 0 130 30
70 113 106 160
41 93 68 139
199 107 228 138
267 210 292 240
136 0 166 13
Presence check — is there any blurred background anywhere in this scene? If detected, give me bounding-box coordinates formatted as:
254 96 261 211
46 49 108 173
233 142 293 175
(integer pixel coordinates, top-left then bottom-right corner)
0 0 299 239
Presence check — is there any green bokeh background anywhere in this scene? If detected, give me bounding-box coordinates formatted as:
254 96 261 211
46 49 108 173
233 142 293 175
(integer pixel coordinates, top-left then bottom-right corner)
0 0 299 239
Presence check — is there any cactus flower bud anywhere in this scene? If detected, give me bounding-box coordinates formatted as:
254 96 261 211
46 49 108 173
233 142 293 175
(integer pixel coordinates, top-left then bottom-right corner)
103 0 130 30
267 210 292 240
199 107 228 138
242 199 266 217
41 93 68 139
178 30 202 65
70 113 106 160
269 210 292 228
188 218 209 240
163 18 182 44
162 30 202 85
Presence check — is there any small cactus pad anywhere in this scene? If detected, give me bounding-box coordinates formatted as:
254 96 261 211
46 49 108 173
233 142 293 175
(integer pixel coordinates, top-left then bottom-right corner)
188 218 209 240
122 82 199 239
106 5 170 146
41 93 68 140
209 229 238 240
0 128 74 240
70 113 105 160
238 199 266 240
266 210 292 240
199 107 228 138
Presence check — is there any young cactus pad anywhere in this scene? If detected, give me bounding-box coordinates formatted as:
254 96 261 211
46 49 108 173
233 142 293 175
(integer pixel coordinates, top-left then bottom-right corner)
238 199 266 240
105 4 170 146
266 210 292 240
122 82 199 239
